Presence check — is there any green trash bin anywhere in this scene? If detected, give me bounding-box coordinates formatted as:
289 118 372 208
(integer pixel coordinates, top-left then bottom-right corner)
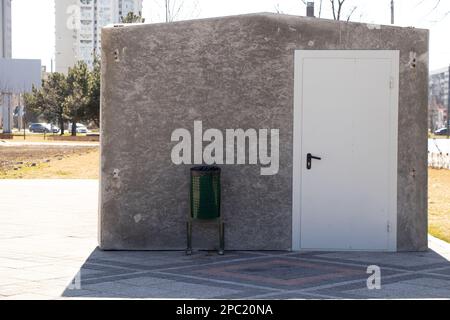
187 166 224 255
190 166 221 220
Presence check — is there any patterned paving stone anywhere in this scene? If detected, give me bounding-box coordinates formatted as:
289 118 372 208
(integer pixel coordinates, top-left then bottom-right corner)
310 273 450 299
244 291 339 299
66 278 242 299
1 180 450 299
401 277 450 289
426 267 450 276
84 250 264 272
345 282 450 299
161 257 384 291
298 251 449 271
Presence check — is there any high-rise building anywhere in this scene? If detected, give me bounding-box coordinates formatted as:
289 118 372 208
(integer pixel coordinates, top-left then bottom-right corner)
1 0 12 133
55 0 143 73
429 67 450 132
0 0 12 58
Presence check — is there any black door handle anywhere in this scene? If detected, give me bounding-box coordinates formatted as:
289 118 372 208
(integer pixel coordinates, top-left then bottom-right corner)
307 153 322 170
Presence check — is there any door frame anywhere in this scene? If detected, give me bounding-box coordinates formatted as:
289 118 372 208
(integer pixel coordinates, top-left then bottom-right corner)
292 50 399 252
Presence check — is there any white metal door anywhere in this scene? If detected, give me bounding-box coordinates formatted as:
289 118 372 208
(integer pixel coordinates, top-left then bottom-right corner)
292 50 399 251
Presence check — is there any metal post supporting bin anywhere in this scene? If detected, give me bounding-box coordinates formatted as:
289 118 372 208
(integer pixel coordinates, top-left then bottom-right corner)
186 166 224 255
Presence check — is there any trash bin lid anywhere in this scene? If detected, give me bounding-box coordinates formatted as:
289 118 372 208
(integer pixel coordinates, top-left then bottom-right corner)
191 166 221 176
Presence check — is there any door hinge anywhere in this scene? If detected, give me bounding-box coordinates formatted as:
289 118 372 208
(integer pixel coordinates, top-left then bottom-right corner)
387 221 391 233
389 77 394 89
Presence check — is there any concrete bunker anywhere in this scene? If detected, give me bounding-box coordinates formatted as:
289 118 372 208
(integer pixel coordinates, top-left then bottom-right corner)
99 13 428 252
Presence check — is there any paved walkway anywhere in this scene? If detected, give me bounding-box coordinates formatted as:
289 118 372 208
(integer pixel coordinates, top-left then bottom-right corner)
0 180 450 299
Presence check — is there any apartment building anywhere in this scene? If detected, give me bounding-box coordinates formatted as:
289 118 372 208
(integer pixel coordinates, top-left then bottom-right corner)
429 67 450 131
55 0 143 73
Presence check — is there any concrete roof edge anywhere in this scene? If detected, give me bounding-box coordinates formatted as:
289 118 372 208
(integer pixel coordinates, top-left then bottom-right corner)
102 11 429 33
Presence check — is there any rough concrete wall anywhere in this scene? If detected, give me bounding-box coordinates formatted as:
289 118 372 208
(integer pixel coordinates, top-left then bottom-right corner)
100 13 428 251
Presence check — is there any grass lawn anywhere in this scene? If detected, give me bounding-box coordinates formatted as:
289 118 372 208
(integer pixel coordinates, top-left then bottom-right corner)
428 134 450 140
8 133 95 143
429 168 450 243
1 150 100 179
0 145 99 179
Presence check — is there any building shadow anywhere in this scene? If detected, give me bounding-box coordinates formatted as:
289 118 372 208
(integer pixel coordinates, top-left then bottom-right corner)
62 246 450 299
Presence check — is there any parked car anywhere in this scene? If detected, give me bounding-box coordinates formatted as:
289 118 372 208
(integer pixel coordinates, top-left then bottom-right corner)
29 123 50 133
434 127 448 136
67 123 89 134
49 125 60 134
29 123 60 134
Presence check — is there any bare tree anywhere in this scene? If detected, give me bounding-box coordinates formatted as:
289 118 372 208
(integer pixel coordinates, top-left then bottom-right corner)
413 0 449 24
329 0 358 21
428 0 441 13
392 0 443 25
414 0 441 11
163 0 199 22
274 3 283 14
330 0 343 20
121 11 145 23
422 0 445 20
346 5 357 22
296 0 356 20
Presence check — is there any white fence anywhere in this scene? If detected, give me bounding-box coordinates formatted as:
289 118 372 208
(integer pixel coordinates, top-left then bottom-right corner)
428 152 450 169
428 139 450 170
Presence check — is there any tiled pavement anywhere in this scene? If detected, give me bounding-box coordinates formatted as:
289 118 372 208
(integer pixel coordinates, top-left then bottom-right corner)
1 180 450 299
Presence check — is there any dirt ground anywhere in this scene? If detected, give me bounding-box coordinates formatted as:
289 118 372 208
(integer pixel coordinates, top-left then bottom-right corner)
9 135 61 142
0 145 99 179
429 169 450 243
9 134 97 143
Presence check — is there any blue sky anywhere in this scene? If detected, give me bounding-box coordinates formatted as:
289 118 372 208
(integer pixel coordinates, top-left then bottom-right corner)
11 0 450 71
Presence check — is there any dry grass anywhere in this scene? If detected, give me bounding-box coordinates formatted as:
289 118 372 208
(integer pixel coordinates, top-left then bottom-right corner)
10 134 58 143
428 134 450 140
0 146 99 179
3 150 99 179
428 168 450 243
9 134 97 143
